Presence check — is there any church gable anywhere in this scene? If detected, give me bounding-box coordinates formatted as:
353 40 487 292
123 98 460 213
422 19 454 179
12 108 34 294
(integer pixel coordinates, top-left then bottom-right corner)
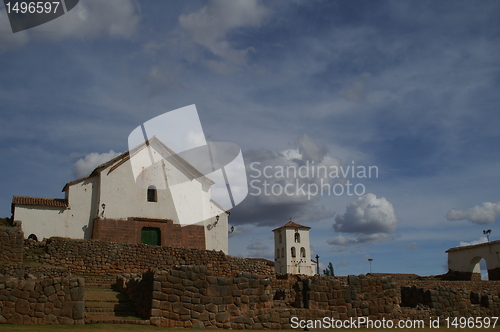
11 136 230 254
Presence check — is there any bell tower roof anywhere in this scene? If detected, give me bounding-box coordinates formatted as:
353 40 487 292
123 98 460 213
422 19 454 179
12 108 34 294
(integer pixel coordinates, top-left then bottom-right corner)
272 220 311 232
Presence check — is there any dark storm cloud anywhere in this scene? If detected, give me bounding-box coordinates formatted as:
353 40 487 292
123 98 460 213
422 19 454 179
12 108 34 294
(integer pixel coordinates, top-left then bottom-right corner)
229 133 339 227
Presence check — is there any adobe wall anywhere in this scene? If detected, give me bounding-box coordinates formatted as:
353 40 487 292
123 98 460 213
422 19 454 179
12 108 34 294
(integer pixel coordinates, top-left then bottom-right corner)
0 273 85 325
28 237 274 276
0 226 23 264
92 217 206 250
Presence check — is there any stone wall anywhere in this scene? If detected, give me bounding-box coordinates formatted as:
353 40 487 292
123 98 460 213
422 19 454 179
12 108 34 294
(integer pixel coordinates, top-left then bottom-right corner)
115 266 500 329
396 278 500 294
0 226 23 263
401 285 500 319
0 265 71 280
117 266 401 328
0 274 85 325
28 237 274 277
116 270 155 319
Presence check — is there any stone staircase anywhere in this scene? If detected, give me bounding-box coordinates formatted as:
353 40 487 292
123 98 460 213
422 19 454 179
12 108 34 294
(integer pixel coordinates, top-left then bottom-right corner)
83 275 150 325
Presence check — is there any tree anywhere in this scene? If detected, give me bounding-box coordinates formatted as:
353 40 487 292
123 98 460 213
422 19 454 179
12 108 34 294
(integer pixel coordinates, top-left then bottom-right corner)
323 262 335 276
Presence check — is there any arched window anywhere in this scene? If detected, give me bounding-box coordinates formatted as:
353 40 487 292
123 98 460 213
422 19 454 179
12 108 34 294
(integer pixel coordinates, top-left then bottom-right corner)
28 234 38 241
295 232 300 243
147 185 157 202
281 247 284 258
279 233 282 244
291 247 296 257
276 248 280 259
300 247 306 258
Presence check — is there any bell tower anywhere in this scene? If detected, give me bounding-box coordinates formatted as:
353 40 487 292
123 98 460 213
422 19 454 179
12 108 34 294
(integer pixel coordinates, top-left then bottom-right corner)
272 220 314 275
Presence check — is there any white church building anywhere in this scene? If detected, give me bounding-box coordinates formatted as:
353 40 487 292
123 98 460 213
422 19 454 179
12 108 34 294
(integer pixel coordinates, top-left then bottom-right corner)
273 220 315 275
11 136 230 253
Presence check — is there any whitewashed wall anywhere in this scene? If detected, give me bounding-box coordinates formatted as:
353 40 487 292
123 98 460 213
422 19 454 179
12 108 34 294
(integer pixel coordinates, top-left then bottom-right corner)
448 242 500 273
273 226 314 276
16 177 97 240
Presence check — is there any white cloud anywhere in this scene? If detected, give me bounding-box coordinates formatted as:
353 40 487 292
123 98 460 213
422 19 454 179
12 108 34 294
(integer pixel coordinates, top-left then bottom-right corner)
459 236 488 247
446 201 500 225
72 150 121 179
179 0 271 72
328 193 398 247
333 193 398 234
0 0 140 52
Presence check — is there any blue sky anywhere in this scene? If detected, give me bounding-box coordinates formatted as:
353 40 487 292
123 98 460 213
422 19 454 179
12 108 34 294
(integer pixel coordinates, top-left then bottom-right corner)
1 0 500 276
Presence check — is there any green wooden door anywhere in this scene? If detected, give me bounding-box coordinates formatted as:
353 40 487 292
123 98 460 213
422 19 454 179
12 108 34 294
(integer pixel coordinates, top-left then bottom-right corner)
141 227 160 246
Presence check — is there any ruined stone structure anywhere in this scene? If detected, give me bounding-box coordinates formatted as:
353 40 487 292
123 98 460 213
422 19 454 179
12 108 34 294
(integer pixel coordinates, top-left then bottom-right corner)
117 266 402 328
116 266 500 328
0 226 23 263
3 230 500 327
0 271 85 325
446 240 500 280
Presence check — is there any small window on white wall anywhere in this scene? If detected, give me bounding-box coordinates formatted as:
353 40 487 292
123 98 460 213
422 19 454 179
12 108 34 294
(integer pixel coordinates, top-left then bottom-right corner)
147 186 157 202
291 247 296 257
279 233 282 244
295 232 300 243
300 247 306 257
281 247 284 258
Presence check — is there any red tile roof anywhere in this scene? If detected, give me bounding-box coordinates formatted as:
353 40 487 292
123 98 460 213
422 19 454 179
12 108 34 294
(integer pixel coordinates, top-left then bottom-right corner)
272 221 311 231
12 196 68 208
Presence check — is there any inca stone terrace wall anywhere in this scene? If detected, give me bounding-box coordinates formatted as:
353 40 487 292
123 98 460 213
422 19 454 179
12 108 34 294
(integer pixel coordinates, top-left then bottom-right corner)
0 274 85 325
117 266 402 328
0 226 23 264
28 237 273 277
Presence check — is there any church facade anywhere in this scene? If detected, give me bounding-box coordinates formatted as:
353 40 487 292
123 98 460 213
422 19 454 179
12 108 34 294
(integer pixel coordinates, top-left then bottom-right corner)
11 137 230 253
